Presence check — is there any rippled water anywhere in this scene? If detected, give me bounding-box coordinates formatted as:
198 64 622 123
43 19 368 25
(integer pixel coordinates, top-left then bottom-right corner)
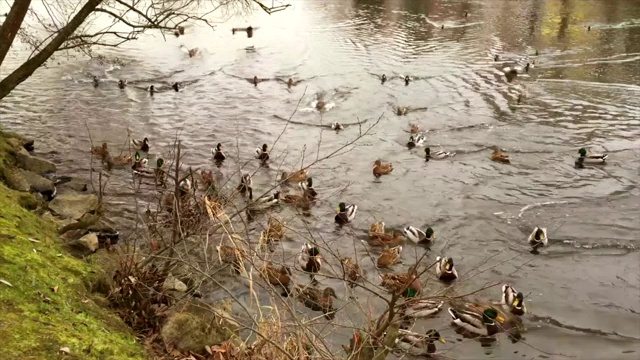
2 0 640 358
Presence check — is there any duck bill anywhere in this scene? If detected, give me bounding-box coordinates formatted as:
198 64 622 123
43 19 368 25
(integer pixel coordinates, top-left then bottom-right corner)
438 337 446 344
512 299 520 307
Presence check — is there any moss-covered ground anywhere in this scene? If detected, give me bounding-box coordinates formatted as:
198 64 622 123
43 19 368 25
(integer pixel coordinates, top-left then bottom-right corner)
0 132 147 359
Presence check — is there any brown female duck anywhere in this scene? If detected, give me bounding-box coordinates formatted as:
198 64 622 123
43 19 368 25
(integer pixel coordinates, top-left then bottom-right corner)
215 244 246 273
373 159 394 177
281 169 308 183
490 146 510 163
261 262 292 297
376 245 403 268
295 286 337 320
340 257 363 287
380 266 422 297
367 230 405 247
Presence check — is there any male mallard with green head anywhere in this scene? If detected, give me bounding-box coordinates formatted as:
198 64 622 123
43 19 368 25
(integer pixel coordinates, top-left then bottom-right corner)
298 242 322 283
407 134 425 149
403 226 435 245
298 177 317 199
335 202 357 224
255 143 269 163
395 328 446 357
575 147 607 168
425 147 454 161
448 307 500 336
132 137 150 153
501 284 527 316
435 256 458 282
212 143 226 161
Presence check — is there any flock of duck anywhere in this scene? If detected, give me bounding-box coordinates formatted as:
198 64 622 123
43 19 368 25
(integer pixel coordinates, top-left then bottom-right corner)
86 16 613 358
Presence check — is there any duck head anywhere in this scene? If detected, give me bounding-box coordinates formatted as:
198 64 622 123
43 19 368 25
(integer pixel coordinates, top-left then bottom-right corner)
261 143 268 152
323 287 337 299
482 308 499 325
425 227 435 239
440 24 445 29
156 158 164 168
425 147 431 160
216 143 223 152
118 79 126 89
306 177 313 188
534 227 545 240
426 329 446 344
149 85 155 94
172 82 179 92
381 74 387 83
407 136 416 149
578 148 587 157
494 54 500 62
337 202 347 213
373 159 382 167
404 76 410 85
253 76 258 86
512 292 525 310
287 78 293 87
442 257 454 272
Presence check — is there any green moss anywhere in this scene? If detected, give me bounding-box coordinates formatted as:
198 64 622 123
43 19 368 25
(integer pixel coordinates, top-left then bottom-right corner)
0 133 147 359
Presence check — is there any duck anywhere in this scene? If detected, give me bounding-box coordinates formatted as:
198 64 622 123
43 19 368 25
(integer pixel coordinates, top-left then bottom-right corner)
448 306 501 336
395 329 446 357
286 78 303 88
425 147 453 161
501 284 527 316
494 54 500 62
404 75 411 86
372 159 393 177
178 178 192 196
295 286 337 320
298 177 317 199
369 220 385 237
212 143 226 161
400 298 444 318
265 216 285 241
199 170 215 193
105 152 133 170
409 123 420 134
501 63 530 82
175 25 185 36
376 245 403 268
215 244 246 273
118 79 127 89
335 202 357 224
297 242 322 283
407 134 425 149
131 137 150 153
282 191 314 210
91 142 110 161
435 256 458 282
340 257 363 287
490 146 510 163
396 106 409 116
248 188 280 209
527 226 548 251
237 174 252 194
93 76 99 87
172 82 180 92
179 45 198 58
403 226 435 245
315 99 327 111
331 122 344 131
255 143 269 163
131 152 150 173
575 147 607 168
281 169 308 184
148 85 156 95
367 230 405 247
381 74 387 84
379 267 421 296
261 262 292 297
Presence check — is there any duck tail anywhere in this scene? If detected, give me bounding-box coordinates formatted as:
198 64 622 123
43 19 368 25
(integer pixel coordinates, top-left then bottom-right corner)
601 154 608 161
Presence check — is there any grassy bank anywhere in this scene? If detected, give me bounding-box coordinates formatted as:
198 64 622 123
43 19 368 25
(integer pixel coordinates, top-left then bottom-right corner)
0 133 147 359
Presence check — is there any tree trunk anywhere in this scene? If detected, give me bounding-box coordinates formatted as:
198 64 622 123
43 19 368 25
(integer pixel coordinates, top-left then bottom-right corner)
0 0 103 101
0 0 32 68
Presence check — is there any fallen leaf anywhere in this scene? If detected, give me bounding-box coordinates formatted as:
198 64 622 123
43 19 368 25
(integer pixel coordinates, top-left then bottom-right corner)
0 279 13 287
59 346 70 354
28 238 40 243
32 248 37 253
51 286 58 293
43 297 52 303
81 298 90 304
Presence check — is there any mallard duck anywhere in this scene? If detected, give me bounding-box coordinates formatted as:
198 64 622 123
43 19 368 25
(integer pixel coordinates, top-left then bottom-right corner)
494 54 500 62
200 170 215 192
400 298 444 318
425 147 453 161
180 45 198 58
171 82 180 92
448 306 501 336
501 284 527 316
380 267 421 296
403 226 435 245
93 76 99 87
248 188 280 209
331 122 344 131
281 169 308 183
528 226 548 251
178 178 192 196
130 138 150 153
215 244 246 273
395 329 446 356
404 75 411 86
283 191 314 210
435 256 458 282
91 142 109 160
261 262 292 297
377 245 403 268
295 286 337 320
298 242 322 283
266 216 285 240
407 134 425 149
490 146 510 163
369 220 385 237
286 78 303 88
148 85 156 95
298 177 317 199
373 159 393 177
575 147 607 168
397 106 409 116
381 74 387 84
118 79 127 89
255 143 269 162
335 202 357 224
106 152 133 170
340 257 363 287
237 174 252 194
315 99 326 111
131 153 150 173
367 230 404 247
409 123 420 134
212 143 226 161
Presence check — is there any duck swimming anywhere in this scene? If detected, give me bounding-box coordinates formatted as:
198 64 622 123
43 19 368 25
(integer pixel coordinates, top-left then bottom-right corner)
381 74 387 84
248 188 280 207
179 45 198 58
331 122 344 131
261 262 292 297
407 134 425 149
91 142 109 161
298 242 322 283
404 75 411 86
501 284 527 316
132 137 150 153
340 257 363 287
237 174 252 194
376 245 403 268
448 306 500 336
425 147 453 161
298 177 317 199
286 78 303 88
295 286 337 320
118 79 127 89
403 226 435 245
395 328 446 357
528 226 547 252
372 159 393 177
93 76 99 87
379 266 421 296
148 85 155 95
335 202 357 224
212 143 226 161
172 82 180 92
435 256 458 282
255 143 269 163
575 147 607 168
490 146 510 163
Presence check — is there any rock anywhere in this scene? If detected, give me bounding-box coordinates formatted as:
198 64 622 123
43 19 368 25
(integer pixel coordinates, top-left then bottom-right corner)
15 148 56 175
163 275 188 292
18 169 55 194
49 193 99 220
55 176 88 192
4 169 30 192
67 232 99 256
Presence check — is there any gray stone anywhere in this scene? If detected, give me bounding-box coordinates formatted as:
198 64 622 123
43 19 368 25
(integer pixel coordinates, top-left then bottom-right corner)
4 169 30 192
163 275 188 292
68 232 99 256
15 148 56 175
18 169 54 193
48 193 99 220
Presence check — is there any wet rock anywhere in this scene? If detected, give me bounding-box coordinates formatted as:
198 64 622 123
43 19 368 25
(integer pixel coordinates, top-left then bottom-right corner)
4 169 30 192
163 275 188 292
67 232 99 256
2 131 34 151
55 176 88 192
49 193 99 220
15 148 56 175
19 169 55 196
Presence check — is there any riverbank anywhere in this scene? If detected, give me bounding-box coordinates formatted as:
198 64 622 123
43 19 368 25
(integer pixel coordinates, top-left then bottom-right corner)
0 130 147 359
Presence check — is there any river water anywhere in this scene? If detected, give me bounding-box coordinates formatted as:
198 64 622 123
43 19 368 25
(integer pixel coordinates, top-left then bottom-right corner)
1 0 639 358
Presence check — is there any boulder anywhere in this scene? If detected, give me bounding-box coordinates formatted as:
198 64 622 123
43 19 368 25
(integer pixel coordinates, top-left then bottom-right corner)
163 275 188 292
18 169 55 194
49 193 99 220
15 148 56 175
67 232 99 257
3 169 30 192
